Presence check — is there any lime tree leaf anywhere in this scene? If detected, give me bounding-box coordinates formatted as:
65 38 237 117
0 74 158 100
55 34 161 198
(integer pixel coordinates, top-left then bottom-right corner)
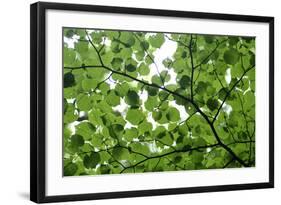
152 110 162 121
105 91 120 106
64 103 78 123
125 90 139 107
82 78 98 91
148 33 165 48
144 96 159 111
64 47 77 67
75 122 96 140
130 142 150 156
146 86 158 96
223 49 240 65
71 134 84 148
111 57 123 70
76 94 92 111
112 147 130 161
139 121 153 135
99 165 111 174
166 107 180 122
204 35 215 44
88 109 104 126
83 152 101 169
64 72 75 88
151 75 162 85
206 98 219 111
124 127 138 142
138 63 150 76
91 134 104 148
64 163 78 176
120 32 135 47
179 75 191 89
126 109 145 125
125 58 137 72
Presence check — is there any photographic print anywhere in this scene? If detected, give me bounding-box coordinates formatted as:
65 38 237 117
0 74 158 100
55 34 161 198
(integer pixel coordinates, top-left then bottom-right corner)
31 2 273 202
63 28 256 176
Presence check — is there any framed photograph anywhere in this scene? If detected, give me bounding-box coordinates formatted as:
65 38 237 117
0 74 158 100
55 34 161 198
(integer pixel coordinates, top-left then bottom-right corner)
30 2 274 203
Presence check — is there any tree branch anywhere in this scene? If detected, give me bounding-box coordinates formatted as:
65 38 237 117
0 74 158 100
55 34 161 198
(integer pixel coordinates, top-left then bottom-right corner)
188 35 195 100
120 143 219 173
65 63 249 167
85 29 104 66
212 65 255 124
194 39 227 69
223 158 234 168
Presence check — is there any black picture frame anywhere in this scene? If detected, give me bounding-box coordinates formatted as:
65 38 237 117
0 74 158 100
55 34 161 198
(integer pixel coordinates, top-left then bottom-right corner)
30 2 274 203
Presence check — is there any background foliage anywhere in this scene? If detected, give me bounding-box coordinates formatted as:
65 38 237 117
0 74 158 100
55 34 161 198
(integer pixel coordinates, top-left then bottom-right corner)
63 28 255 176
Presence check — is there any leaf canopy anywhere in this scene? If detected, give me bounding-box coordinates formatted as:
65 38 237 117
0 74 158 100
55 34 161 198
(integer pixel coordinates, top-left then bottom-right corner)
63 28 255 176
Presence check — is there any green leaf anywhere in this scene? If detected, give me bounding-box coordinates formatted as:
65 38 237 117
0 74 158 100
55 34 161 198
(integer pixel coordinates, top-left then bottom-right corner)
90 32 103 44
139 121 153 135
105 91 120 106
64 103 78 123
112 147 130 160
228 37 239 45
140 41 149 50
152 110 162 121
76 94 92 111
124 128 138 142
138 63 150 76
64 163 78 176
91 134 103 148
64 29 75 38
195 81 208 95
125 90 139 107
204 35 214 44
244 91 255 109
120 32 135 47
144 96 159 111
148 33 165 48
111 40 121 53
83 152 101 169
130 143 150 156
191 151 204 163
115 83 130 97
179 75 191 89
89 109 104 126
99 165 111 174
206 98 219 111
75 122 96 140
87 67 108 80
64 72 75 88
112 124 124 135
146 86 158 96
218 88 229 100
223 49 240 65
193 137 207 146
64 47 77 67
111 57 123 70
162 58 173 68
151 75 162 85
71 134 84 148
166 107 180 122
126 109 145 125
82 78 98 91
160 71 170 82
125 58 137 72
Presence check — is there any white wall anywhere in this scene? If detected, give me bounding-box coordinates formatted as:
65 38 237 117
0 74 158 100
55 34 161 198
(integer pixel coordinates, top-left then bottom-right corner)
0 0 279 204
